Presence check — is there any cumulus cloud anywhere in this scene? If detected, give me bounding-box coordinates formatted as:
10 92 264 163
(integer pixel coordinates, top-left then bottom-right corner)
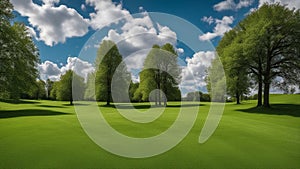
38 57 94 82
11 0 89 46
100 12 178 71
213 0 254 11
259 0 300 9
38 61 61 81
61 57 95 81
199 16 234 41
180 51 216 93
86 0 131 30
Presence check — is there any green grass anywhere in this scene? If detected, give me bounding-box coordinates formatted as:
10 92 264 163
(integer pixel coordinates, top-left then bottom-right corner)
0 95 299 168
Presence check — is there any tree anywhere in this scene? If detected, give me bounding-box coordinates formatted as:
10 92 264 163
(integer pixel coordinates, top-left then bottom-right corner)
28 80 46 99
217 29 251 104
0 1 39 99
84 72 96 101
138 44 181 106
45 79 54 99
56 70 85 105
95 40 130 105
129 81 139 102
217 3 300 107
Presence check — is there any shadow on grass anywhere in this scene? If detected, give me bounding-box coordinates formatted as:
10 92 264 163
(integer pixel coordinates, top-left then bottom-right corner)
0 99 40 104
0 109 70 118
37 105 65 108
237 104 300 117
98 103 202 109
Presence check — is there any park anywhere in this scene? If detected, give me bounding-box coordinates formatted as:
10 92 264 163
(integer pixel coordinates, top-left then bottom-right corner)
1 0 300 168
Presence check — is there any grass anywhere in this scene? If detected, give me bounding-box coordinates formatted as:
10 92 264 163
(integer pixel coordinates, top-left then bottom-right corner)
0 95 299 168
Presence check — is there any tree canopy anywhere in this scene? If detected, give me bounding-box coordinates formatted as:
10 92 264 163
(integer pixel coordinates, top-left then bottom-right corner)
0 0 39 99
215 3 300 107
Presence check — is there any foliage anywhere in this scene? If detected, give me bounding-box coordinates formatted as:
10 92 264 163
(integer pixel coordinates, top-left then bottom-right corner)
137 44 181 105
94 40 130 105
56 70 85 105
216 3 300 107
0 0 39 99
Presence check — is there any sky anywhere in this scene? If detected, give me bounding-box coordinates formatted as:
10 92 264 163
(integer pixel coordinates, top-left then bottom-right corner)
10 0 300 95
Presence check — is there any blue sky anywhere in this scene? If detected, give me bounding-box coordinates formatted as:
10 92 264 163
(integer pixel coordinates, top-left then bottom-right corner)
12 0 259 64
10 0 299 94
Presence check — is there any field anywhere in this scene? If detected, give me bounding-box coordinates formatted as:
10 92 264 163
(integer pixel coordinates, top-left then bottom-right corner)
0 94 299 169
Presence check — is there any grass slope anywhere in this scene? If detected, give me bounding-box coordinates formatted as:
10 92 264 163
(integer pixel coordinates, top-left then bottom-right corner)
0 95 299 168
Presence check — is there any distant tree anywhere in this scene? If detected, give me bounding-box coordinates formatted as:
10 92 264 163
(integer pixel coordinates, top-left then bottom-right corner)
185 91 211 102
56 70 85 105
84 72 96 101
138 44 181 106
217 29 250 104
0 0 39 99
45 79 54 99
95 40 130 105
50 81 59 100
129 82 139 102
30 80 46 99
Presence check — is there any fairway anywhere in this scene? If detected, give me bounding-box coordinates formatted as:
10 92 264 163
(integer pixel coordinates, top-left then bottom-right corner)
0 95 300 168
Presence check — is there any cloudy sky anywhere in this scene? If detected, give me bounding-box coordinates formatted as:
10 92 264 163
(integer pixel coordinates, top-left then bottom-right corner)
11 0 300 94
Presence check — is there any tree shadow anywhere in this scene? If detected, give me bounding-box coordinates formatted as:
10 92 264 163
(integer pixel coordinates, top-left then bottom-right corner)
98 103 202 109
0 99 40 104
0 109 70 119
37 105 65 108
237 104 300 117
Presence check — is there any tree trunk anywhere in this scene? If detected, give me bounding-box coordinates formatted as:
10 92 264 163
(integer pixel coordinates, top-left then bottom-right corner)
257 80 263 107
257 56 263 107
236 91 240 104
263 82 270 108
106 77 110 106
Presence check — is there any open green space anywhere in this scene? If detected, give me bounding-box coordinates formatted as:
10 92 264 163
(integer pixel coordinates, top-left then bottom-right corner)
0 94 299 169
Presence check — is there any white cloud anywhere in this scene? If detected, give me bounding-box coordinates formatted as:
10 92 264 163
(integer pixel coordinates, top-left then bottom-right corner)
180 51 216 93
201 16 214 25
61 57 95 81
199 16 234 41
11 0 89 46
25 26 38 40
42 0 59 6
177 48 184 54
259 0 300 10
81 4 86 11
214 0 254 11
86 0 131 30
100 12 178 72
38 61 61 81
38 57 94 82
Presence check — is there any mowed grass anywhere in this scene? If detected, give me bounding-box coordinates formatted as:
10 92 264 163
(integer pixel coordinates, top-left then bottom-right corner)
0 95 299 169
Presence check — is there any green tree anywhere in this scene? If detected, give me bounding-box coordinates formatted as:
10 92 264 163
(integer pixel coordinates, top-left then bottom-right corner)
95 40 130 105
45 79 54 99
28 80 46 99
138 44 181 106
0 0 39 99
217 3 300 107
217 29 250 104
57 70 85 105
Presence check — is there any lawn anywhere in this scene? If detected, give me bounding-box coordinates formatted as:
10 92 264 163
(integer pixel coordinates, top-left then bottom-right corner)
0 94 299 169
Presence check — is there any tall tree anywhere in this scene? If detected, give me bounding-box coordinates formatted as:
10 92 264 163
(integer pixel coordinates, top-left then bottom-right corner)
95 40 130 105
242 3 300 107
0 0 39 99
217 3 300 107
138 44 181 106
217 29 250 104
57 70 85 105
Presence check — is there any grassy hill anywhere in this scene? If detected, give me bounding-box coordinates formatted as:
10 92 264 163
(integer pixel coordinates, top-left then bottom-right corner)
0 94 299 168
